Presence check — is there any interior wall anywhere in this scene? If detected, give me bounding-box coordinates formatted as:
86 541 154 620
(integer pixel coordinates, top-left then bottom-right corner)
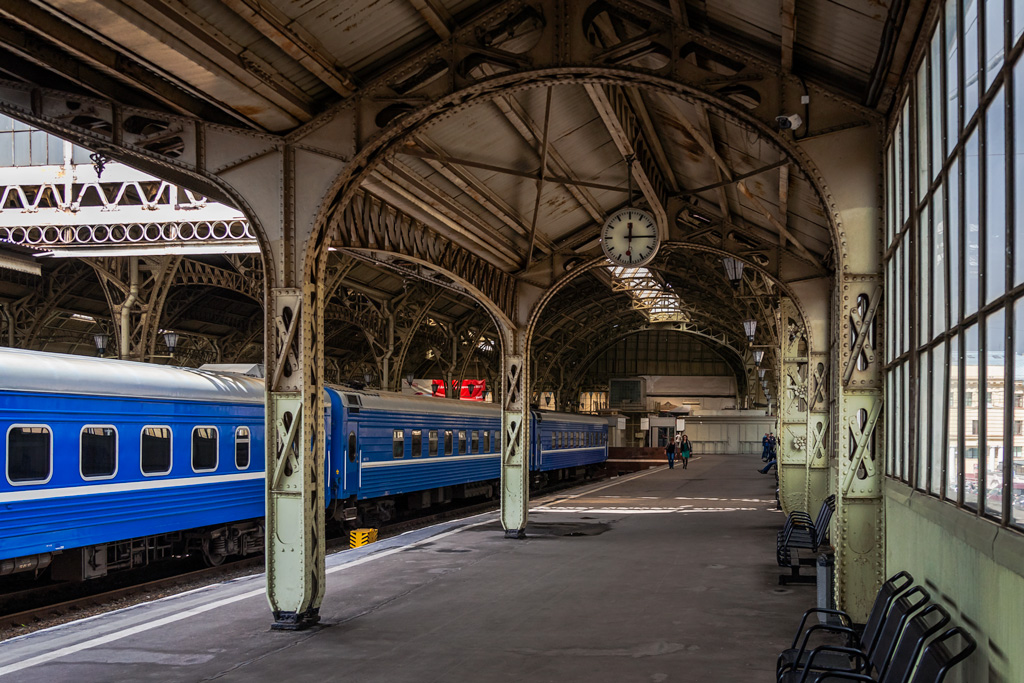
885 480 1024 682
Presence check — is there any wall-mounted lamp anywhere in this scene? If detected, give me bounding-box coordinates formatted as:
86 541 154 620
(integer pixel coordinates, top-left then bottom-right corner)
405 373 415 387
742 318 757 343
162 331 180 355
94 333 109 356
753 349 764 366
722 257 745 288
758 368 767 380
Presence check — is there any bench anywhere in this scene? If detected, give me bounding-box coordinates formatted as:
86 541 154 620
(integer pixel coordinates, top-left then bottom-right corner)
777 571 913 679
777 494 835 584
777 572 976 683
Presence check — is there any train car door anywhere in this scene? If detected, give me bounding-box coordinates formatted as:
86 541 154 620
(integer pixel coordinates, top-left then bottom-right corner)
341 393 363 495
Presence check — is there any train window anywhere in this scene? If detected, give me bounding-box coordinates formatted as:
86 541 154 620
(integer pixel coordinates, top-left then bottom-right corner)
429 430 438 456
348 432 357 462
141 426 172 475
483 430 490 452
471 430 479 453
444 430 453 455
494 430 501 452
393 429 405 459
81 426 117 479
6 425 51 484
411 429 422 457
458 430 467 454
192 427 218 472
235 427 251 469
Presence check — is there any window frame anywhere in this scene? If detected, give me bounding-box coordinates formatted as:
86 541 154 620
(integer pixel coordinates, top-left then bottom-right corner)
5 423 53 486
140 425 173 477
191 425 219 473
235 426 251 470
392 429 405 459
79 424 118 481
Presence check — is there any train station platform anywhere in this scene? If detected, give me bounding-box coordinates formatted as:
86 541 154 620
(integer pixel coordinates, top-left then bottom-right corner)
0 453 815 682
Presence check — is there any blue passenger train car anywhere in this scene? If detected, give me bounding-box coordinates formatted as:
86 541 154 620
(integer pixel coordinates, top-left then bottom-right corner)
0 348 608 581
0 348 265 580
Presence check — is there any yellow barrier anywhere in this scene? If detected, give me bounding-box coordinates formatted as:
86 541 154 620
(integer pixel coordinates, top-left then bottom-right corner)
349 528 378 548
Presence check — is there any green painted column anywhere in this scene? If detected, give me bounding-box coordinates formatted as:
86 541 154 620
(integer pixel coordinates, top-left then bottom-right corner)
500 327 530 537
833 275 884 622
265 278 327 629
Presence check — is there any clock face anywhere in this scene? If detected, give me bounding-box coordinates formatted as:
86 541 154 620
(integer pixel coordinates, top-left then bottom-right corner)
600 208 659 267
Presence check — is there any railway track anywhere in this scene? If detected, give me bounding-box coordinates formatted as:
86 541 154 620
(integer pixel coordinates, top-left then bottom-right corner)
0 476 601 638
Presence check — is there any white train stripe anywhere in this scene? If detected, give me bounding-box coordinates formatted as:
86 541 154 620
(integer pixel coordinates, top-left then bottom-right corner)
360 453 500 468
0 471 264 504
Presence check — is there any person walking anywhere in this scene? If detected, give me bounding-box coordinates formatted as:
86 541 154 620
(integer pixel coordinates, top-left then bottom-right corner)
666 438 676 469
679 434 692 469
762 432 770 461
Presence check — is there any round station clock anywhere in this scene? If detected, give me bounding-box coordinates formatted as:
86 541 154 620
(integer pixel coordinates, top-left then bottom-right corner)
600 207 660 267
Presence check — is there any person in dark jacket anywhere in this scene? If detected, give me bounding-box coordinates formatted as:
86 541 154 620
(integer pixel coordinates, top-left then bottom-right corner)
666 439 676 469
679 435 692 469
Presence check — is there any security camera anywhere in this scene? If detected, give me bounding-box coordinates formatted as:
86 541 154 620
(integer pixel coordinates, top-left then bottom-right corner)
776 113 803 130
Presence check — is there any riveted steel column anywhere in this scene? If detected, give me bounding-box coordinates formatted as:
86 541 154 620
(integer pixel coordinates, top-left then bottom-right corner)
779 298 811 514
779 298 832 515
834 275 883 622
501 326 530 537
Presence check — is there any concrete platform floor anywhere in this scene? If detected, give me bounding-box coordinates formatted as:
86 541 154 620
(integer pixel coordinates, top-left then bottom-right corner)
0 453 815 682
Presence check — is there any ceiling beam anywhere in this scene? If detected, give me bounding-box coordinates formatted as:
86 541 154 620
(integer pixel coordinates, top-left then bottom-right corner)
408 0 452 40
584 83 668 231
220 0 358 97
398 148 625 194
411 136 553 253
491 95 607 225
0 6 241 125
658 94 819 264
780 0 796 73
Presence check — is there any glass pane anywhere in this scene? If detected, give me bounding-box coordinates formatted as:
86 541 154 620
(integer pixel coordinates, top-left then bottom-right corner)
13 131 29 165
932 341 947 493
30 130 47 165
192 427 218 471
887 371 896 476
235 427 250 468
948 334 961 500
903 239 911 354
965 0 980 120
7 426 51 482
393 429 404 459
985 310 1006 517
1016 0 1024 43
933 187 947 332
983 0 1004 89
412 429 422 457
950 158 961 323
946 0 960 152
81 427 116 478
903 102 912 229
1014 298 1024 526
965 324 980 508
931 28 944 176
141 426 172 474
965 129 980 316
0 134 11 166
895 119 905 230
918 59 931 192
902 363 911 479
887 259 895 363
918 349 931 489
887 146 895 247
919 204 931 342
1015 61 1024 286
985 88 1006 304
47 136 63 165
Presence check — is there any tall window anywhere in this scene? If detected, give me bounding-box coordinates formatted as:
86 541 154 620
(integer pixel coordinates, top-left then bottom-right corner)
235 427 251 469
886 0 1024 529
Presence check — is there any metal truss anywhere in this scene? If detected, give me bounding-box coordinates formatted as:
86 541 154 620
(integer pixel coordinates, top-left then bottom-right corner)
0 159 253 255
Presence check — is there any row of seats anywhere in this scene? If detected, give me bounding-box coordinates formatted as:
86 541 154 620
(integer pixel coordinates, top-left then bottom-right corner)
775 570 976 682
777 494 835 585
